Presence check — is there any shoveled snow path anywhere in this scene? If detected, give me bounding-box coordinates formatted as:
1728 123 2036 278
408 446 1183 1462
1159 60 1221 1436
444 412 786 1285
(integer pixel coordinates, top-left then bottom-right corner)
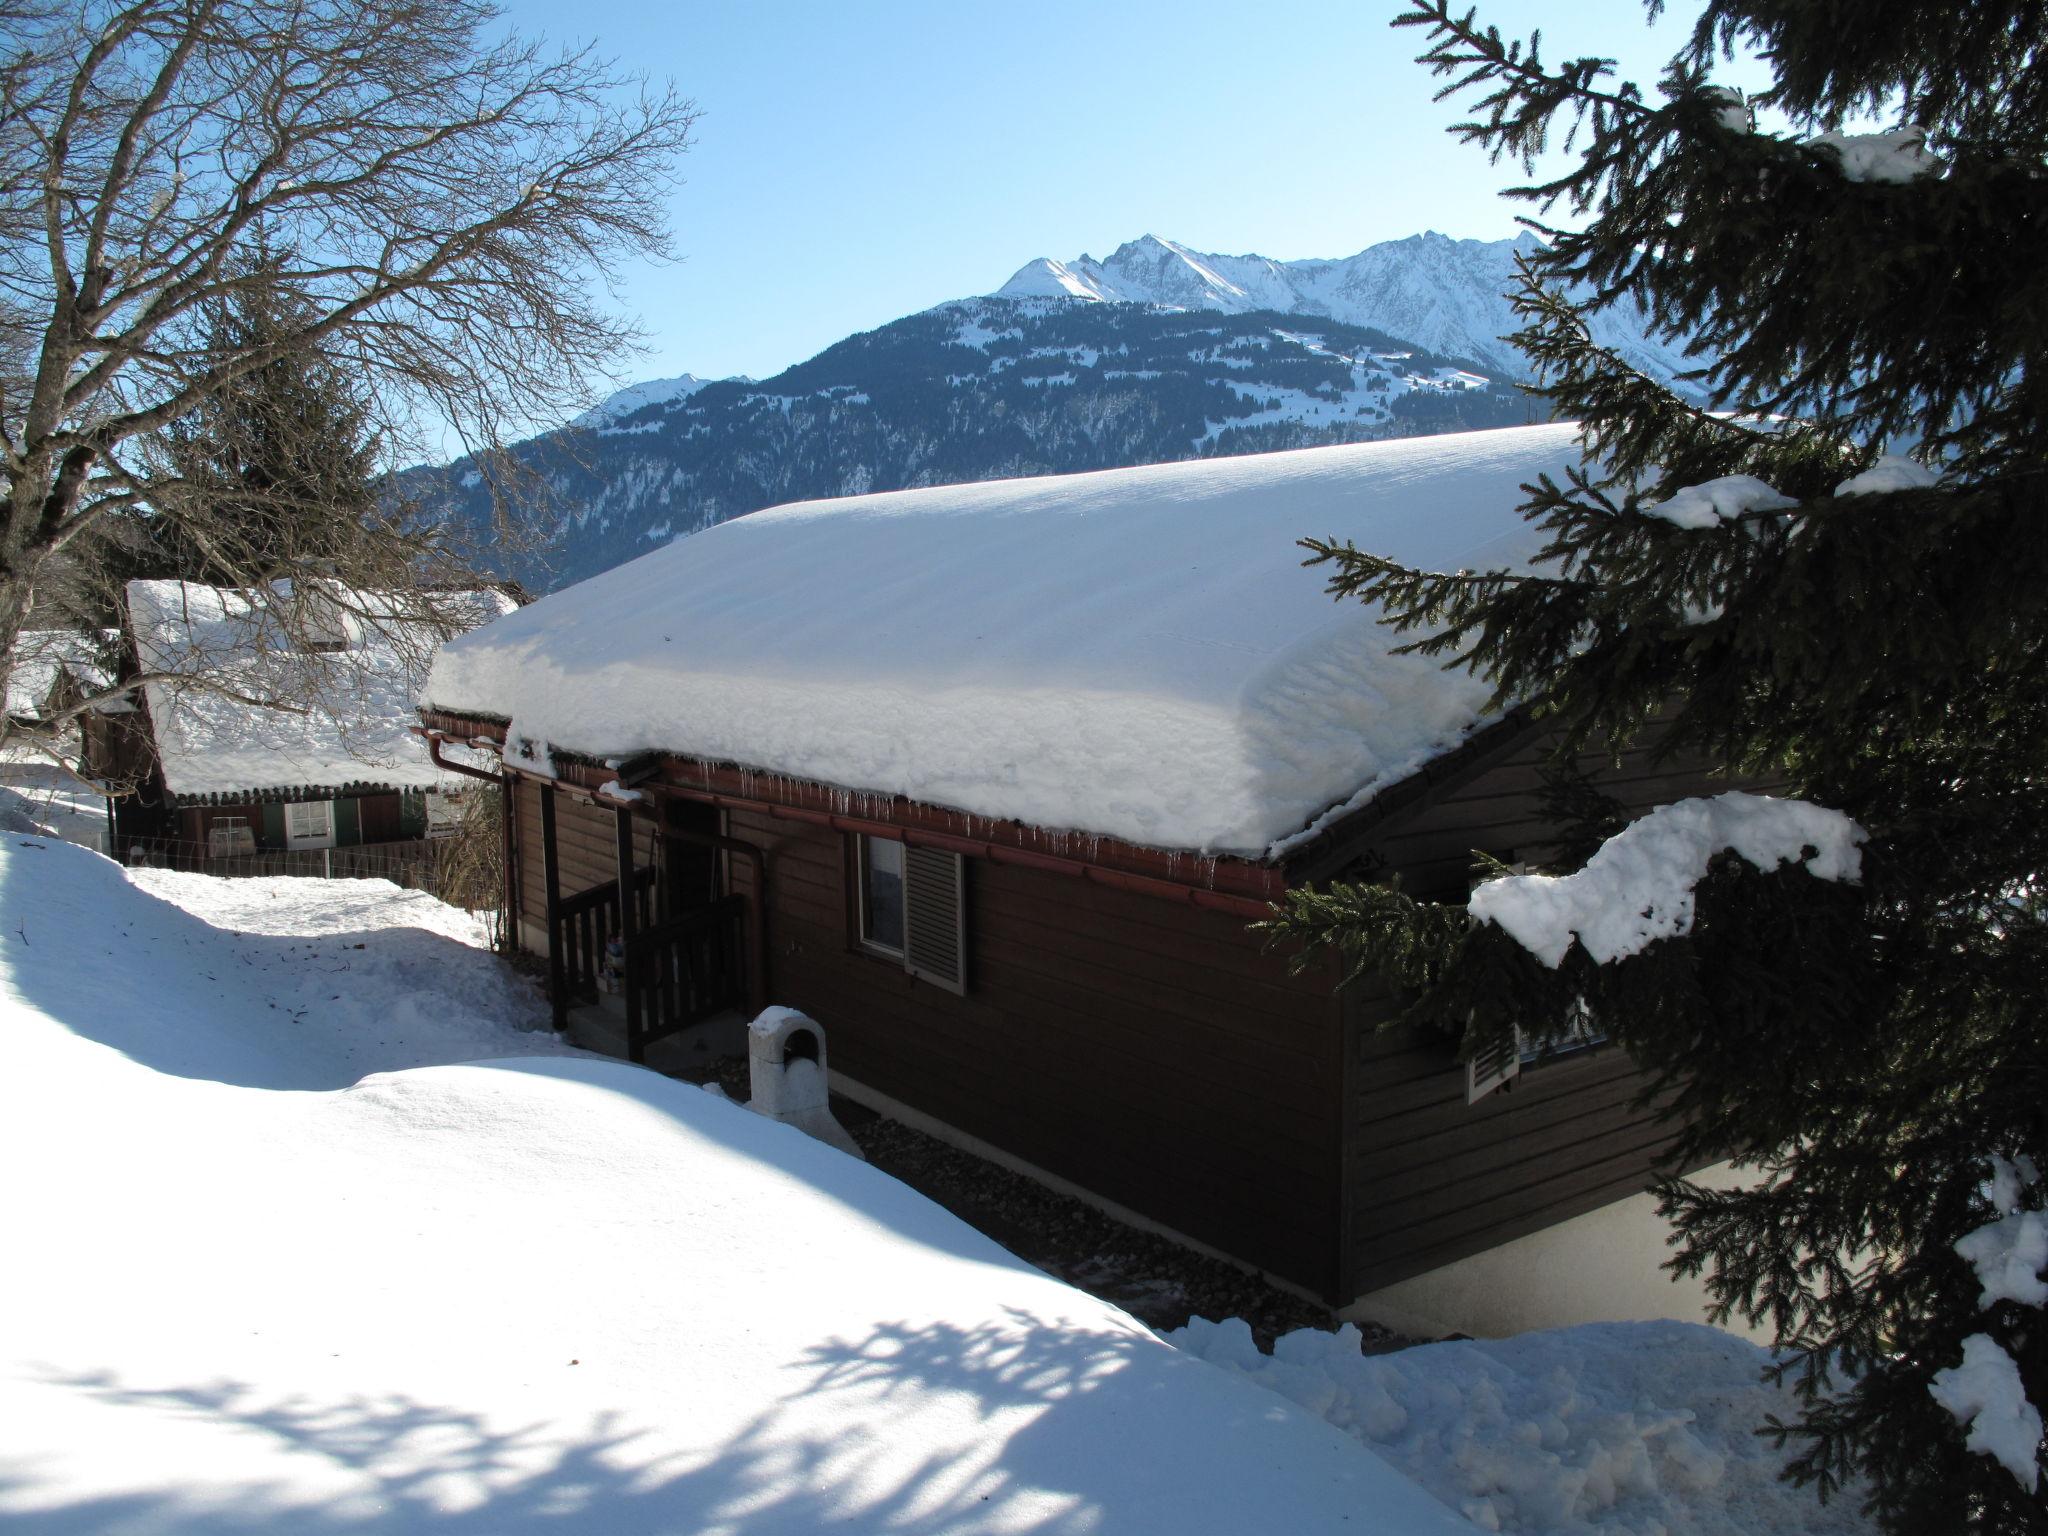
0 840 1474 1534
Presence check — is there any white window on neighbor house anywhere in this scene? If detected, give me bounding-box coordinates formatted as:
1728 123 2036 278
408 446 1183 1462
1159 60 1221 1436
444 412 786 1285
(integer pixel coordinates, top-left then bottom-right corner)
284 799 336 850
856 834 966 995
207 817 256 857
424 790 462 840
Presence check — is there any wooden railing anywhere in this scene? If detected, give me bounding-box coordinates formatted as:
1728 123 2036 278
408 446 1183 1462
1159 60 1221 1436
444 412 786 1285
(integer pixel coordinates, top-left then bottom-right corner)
552 865 660 1010
622 895 749 1061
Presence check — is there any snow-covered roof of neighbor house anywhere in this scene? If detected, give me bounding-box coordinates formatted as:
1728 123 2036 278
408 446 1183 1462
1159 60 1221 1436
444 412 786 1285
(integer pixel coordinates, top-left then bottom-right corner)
129 580 513 800
426 423 1586 856
4 629 114 720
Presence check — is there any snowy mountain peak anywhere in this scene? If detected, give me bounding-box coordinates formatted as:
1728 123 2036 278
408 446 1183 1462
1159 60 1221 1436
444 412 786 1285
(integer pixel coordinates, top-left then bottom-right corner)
992 229 1689 381
572 373 715 428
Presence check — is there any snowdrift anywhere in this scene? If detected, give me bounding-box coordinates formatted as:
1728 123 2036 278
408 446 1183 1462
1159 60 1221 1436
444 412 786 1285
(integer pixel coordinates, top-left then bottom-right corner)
0 837 1473 1534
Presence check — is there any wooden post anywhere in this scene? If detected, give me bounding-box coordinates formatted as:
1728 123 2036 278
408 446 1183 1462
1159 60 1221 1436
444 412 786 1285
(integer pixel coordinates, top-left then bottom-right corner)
541 785 565 1033
499 771 519 951
615 804 641 1061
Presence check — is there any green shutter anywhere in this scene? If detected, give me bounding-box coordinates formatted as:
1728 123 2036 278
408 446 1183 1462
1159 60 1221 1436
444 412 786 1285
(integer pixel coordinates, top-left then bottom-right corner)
334 796 361 847
398 791 426 836
260 801 285 849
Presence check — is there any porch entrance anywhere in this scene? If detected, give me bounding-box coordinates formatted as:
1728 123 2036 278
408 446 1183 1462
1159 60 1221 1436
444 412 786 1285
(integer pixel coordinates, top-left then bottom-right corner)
539 788 757 1063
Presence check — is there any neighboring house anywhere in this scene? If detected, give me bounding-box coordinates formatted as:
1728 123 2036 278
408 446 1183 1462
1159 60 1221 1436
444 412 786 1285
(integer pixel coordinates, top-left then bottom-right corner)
3 629 118 733
417 423 1754 1338
96 580 511 865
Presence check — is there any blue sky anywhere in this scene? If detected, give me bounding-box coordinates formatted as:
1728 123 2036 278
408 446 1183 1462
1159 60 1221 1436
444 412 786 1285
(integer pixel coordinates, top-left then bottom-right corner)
497 1 1770 395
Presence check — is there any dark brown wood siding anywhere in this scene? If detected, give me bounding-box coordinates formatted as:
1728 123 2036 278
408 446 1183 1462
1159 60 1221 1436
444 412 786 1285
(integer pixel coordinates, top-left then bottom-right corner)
1340 727 1745 1298
356 792 403 844
511 779 622 941
725 807 1348 1297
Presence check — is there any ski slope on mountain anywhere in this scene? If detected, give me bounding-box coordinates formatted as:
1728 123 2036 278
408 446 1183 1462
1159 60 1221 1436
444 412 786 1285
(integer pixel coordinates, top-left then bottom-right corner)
0 836 1477 1534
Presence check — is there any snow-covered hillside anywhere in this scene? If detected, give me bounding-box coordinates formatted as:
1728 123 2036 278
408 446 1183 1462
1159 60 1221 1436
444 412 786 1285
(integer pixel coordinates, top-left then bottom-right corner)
571 372 721 428
998 232 1699 387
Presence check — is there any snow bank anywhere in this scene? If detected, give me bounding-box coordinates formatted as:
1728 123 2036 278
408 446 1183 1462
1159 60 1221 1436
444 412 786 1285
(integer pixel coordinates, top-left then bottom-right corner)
1169 1317 1875 1535
0 836 1474 1534
0 754 107 851
128 580 510 799
1643 475 1795 530
1469 792 1866 967
427 424 1585 855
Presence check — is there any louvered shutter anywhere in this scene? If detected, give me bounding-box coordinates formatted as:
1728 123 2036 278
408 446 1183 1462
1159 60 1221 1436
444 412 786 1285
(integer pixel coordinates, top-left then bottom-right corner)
1465 1027 1524 1104
902 846 966 994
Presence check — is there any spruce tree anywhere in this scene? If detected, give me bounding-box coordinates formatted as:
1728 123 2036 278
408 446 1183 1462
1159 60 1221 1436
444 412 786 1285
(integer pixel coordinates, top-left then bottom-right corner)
1267 5 2048 1528
151 259 392 587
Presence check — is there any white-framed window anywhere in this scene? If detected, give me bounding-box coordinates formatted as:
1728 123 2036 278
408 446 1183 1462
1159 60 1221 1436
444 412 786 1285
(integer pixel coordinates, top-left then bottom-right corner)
207 817 255 857
856 834 966 994
284 798 335 850
424 790 463 840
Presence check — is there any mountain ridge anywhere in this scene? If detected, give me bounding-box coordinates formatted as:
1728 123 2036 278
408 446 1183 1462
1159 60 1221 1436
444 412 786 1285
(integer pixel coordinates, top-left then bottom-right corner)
995 230 1695 385
414 230 1688 592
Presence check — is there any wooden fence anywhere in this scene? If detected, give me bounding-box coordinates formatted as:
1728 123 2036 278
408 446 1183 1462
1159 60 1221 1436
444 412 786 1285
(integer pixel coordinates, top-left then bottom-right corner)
128 836 445 891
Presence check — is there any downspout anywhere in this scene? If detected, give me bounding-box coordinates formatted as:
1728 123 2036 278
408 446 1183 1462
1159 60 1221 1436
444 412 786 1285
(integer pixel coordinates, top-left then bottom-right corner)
424 732 501 783
422 731 521 952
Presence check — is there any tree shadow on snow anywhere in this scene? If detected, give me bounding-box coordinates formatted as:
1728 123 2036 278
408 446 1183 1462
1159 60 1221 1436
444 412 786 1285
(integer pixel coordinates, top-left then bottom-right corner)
5 1310 1253 1535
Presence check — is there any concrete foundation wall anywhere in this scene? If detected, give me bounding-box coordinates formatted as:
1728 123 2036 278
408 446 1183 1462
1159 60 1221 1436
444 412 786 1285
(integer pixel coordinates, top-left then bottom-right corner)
1341 1161 1766 1341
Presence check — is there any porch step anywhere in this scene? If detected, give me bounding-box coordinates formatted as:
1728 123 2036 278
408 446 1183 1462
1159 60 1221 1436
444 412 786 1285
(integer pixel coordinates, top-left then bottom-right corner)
564 996 750 1072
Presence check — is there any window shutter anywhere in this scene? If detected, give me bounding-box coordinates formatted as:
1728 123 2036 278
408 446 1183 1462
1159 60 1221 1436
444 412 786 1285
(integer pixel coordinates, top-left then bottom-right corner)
902 846 966 994
1466 1027 1524 1105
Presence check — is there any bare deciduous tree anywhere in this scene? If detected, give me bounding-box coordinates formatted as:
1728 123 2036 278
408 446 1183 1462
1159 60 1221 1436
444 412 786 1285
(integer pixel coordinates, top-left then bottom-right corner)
0 0 695 762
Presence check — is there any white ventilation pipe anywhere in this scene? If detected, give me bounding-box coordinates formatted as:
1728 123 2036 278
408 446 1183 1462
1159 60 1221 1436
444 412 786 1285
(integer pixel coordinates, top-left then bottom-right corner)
746 1007 865 1160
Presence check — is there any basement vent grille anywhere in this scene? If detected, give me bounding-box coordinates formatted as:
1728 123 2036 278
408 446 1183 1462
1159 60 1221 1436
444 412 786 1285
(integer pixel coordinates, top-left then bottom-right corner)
1465 1029 1523 1105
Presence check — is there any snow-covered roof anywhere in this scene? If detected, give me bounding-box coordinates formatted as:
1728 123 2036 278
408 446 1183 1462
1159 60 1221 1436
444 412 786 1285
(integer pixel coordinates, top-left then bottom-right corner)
129 580 513 800
426 423 1585 856
4 630 113 720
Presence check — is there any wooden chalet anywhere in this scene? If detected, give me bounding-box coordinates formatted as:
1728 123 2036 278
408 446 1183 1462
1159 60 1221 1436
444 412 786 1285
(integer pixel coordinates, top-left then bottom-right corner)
418 425 1753 1336
94 580 509 870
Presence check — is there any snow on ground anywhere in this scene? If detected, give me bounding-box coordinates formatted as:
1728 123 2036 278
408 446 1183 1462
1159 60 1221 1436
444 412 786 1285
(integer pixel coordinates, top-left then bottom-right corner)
0 837 1474 1534
427 424 1584 856
0 750 109 852
1170 1317 1875 1536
